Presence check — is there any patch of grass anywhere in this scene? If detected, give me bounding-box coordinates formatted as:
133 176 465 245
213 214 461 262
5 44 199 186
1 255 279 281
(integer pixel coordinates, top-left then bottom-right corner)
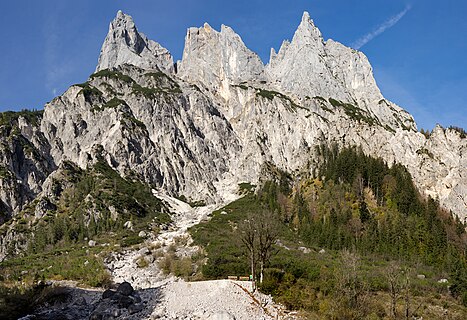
91 97 126 113
120 235 144 247
256 89 305 112
313 97 334 114
329 98 377 126
238 183 256 194
135 256 150 268
145 71 181 91
159 252 194 279
76 83 103 103
189 200 206 207
132 83 161 98
132 83 181 98
313 96 327 103
0 245 111 287
175 195 206 207
103 97 126 109
122 115 146 130
233 84 249 90
90 69 135 83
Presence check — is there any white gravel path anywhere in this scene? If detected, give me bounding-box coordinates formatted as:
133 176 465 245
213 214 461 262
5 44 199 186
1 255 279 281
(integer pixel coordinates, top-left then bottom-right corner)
150 279 279 319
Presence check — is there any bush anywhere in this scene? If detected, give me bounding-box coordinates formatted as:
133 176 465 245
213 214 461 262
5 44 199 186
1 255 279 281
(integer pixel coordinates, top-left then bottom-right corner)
120 235 144 247
159 253 193 279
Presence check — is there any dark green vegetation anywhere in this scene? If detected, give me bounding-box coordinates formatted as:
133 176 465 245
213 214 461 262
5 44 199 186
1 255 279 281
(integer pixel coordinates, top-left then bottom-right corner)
449 126 466 139
420 126 466 140
0 159 170 287
0 109 43 128
132 82 181 98
190 146 467 319
256 88 305 112
76 82 104 103
90 69 134 83
0 283 46 319
0 109 44 146
313 96 334 114
176 195 207 207
329 98 378 126
90 68 182 98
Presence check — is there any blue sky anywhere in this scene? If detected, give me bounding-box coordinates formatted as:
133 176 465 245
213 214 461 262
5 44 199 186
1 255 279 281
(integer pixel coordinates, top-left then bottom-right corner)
0 0 465 130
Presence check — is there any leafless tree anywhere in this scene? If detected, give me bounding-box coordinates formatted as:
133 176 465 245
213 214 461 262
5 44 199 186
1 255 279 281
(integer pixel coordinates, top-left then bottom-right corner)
239 217 257 290
333 250 369 318
239 209 279 289
385 262 402 319
256 210 279 284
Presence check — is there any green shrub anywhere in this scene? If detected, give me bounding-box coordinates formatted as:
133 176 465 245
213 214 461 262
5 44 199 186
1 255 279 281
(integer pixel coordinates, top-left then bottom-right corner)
90 69 134 83
120 235 144 247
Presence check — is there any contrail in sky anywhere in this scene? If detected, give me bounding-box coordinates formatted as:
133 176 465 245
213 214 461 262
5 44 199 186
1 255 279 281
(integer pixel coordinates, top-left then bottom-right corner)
352 5 412 50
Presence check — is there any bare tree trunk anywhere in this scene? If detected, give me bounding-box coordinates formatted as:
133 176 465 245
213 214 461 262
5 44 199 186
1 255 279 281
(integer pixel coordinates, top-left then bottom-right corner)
385 262 401 319
251 251 256 292
260 261 264 284
404 271 410 319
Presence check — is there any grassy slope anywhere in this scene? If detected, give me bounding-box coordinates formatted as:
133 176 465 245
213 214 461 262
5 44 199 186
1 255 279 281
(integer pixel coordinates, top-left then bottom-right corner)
0 160 169 288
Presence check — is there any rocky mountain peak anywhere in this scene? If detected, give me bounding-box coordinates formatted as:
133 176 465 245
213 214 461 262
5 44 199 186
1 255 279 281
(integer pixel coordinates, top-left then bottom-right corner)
178 22 265 99
0 9 464 248
96 11 174 73
295 11 323 44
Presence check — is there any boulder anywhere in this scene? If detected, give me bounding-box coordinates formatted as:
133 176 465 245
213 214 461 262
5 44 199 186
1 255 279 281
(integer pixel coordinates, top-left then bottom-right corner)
117 281 134 296
102 289 116 299
117 295 134 308
128 303 144 314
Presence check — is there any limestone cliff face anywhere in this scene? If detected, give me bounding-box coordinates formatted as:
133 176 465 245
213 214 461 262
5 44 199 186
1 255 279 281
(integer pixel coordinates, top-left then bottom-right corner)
96 11 174 73
178 22 266 102
0 113 55 223
266 12 415 132
41 64 240 203
0 10 465 232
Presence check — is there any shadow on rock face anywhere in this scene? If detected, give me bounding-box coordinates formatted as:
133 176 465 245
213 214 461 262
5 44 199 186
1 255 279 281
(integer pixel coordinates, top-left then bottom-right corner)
15 282 163 320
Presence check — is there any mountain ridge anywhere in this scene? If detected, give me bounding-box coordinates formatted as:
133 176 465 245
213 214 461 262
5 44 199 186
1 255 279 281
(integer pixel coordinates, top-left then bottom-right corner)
0 11 465 261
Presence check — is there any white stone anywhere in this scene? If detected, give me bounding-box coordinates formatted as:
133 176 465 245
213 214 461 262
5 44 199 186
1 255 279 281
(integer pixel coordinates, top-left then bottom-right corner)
124 221 133 230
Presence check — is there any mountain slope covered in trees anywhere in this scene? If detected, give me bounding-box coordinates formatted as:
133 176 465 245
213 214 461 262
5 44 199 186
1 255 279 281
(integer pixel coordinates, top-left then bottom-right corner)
190 146 467 318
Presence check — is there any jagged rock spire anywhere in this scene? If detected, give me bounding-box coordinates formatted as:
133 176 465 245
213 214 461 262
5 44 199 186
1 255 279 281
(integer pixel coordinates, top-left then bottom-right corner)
178 22 265 97
95 11 174 73
295 11 323 43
